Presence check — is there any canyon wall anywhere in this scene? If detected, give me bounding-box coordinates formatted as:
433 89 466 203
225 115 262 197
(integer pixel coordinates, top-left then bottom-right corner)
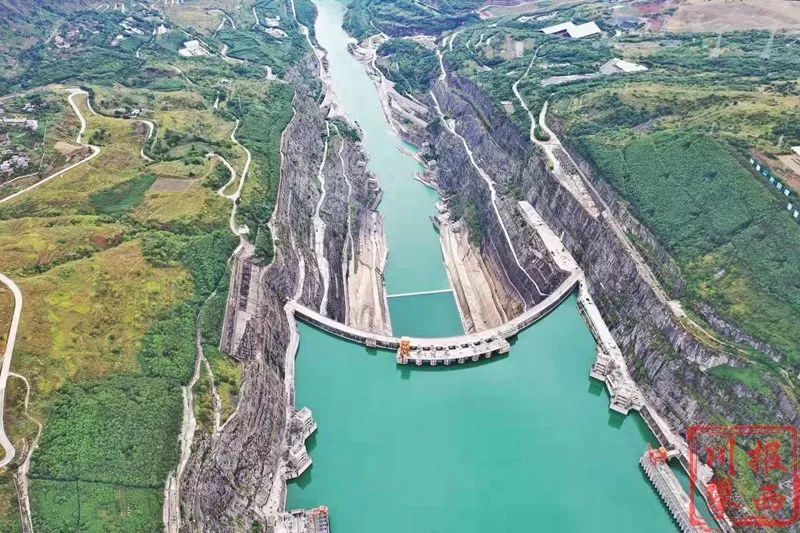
429 77 569 313
319 131 381 321
428 73 799 434
179 56 379 530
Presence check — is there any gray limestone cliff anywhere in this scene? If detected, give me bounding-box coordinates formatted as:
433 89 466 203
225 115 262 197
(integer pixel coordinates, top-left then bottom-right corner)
429 78 568 314
179 56 379 530
427 73 799 435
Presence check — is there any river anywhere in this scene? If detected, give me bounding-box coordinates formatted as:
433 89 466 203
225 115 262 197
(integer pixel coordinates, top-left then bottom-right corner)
287 1 692 530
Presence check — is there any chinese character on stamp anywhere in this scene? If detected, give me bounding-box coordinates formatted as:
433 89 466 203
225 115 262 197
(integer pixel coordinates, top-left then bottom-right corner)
688 425 799 528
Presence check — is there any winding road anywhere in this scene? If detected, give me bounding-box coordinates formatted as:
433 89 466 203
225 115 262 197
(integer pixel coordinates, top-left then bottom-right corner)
164 115 255 532
0 273 22 469
0 90 100 206
511 46 541 143
0 87 102 468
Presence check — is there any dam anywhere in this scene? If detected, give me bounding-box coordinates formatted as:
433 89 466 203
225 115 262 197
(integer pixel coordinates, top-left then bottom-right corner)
282 0 717 531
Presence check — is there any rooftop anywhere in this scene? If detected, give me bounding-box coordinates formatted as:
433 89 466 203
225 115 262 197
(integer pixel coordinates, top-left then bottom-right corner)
541 21 602 39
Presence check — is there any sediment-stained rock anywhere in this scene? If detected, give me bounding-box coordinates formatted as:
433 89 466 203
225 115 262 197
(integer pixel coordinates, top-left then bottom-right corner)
429 78 569 310
439 217 518 332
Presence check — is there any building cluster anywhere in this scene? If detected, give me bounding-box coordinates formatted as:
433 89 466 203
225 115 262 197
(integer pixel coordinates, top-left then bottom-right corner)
0 153 31 175
266 27 288 39
1 117 38 131
599 58 648 75
109 107 145 118
258 13 287 38
540 20 602 39
267 507 330 533
285 408 317 480
112 17 148 47
53 21 102 50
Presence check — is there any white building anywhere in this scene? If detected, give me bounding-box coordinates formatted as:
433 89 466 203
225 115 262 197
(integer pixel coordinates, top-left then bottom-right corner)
541 21 602 39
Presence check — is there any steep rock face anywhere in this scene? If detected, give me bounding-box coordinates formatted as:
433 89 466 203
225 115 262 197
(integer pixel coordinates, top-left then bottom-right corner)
320 136 349 321
179 56 378 530
281 82 327 309
319 133 379 321
550 119 685 298
429 74 799 434
552 120 788 364
429 77 568 310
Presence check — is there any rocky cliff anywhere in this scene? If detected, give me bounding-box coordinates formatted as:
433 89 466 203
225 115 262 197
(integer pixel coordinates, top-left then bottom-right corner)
319 130 380 321
429 76 568 313
428 73 799 435
179 55 379 530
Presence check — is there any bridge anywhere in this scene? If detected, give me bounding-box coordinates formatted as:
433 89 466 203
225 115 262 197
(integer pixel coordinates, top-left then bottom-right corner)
290 271 581 366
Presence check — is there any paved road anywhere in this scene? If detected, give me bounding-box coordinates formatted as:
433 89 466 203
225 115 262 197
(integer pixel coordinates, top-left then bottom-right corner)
0 273 23 468
0 89 100 205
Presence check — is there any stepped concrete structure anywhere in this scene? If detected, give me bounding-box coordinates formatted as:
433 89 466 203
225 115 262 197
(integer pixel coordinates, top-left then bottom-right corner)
640 449 712 533
289 270 581 366
268 506 330 533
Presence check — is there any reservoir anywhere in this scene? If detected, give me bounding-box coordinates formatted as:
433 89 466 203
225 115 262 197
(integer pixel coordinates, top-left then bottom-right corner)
287 0 691 530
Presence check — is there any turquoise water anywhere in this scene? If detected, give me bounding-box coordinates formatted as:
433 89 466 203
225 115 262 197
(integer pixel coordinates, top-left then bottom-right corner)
314 0 450 296
289 300 679 532
388 292 462 337
286 1 691 531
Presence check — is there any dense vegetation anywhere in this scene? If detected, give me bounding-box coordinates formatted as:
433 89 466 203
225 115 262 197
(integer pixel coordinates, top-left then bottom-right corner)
578 131 800 363
90 174 157 215
219 0 310 76
230 82 295 263
0 0 314 529
344 0 480 40
376 39 439 95
31 376 182 486
428 11 800 375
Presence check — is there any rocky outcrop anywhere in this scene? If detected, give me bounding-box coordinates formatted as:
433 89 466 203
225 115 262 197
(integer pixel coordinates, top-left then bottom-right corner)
429 77 568 312
439 216 520 332
319 132 381 322
693 302 783 363
428 73 799 435
179 55 379 530
551 119 685 298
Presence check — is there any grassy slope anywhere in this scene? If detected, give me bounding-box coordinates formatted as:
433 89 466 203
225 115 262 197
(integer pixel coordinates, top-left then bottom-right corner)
231 80 295 263
0 0 309 528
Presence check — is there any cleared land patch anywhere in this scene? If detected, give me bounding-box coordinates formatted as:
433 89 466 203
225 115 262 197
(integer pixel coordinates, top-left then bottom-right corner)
134 187 229 231
664 0 800 32
149 177 200 192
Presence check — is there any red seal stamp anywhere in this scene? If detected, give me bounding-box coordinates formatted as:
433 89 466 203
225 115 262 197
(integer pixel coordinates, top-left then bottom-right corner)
688 425 799 528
